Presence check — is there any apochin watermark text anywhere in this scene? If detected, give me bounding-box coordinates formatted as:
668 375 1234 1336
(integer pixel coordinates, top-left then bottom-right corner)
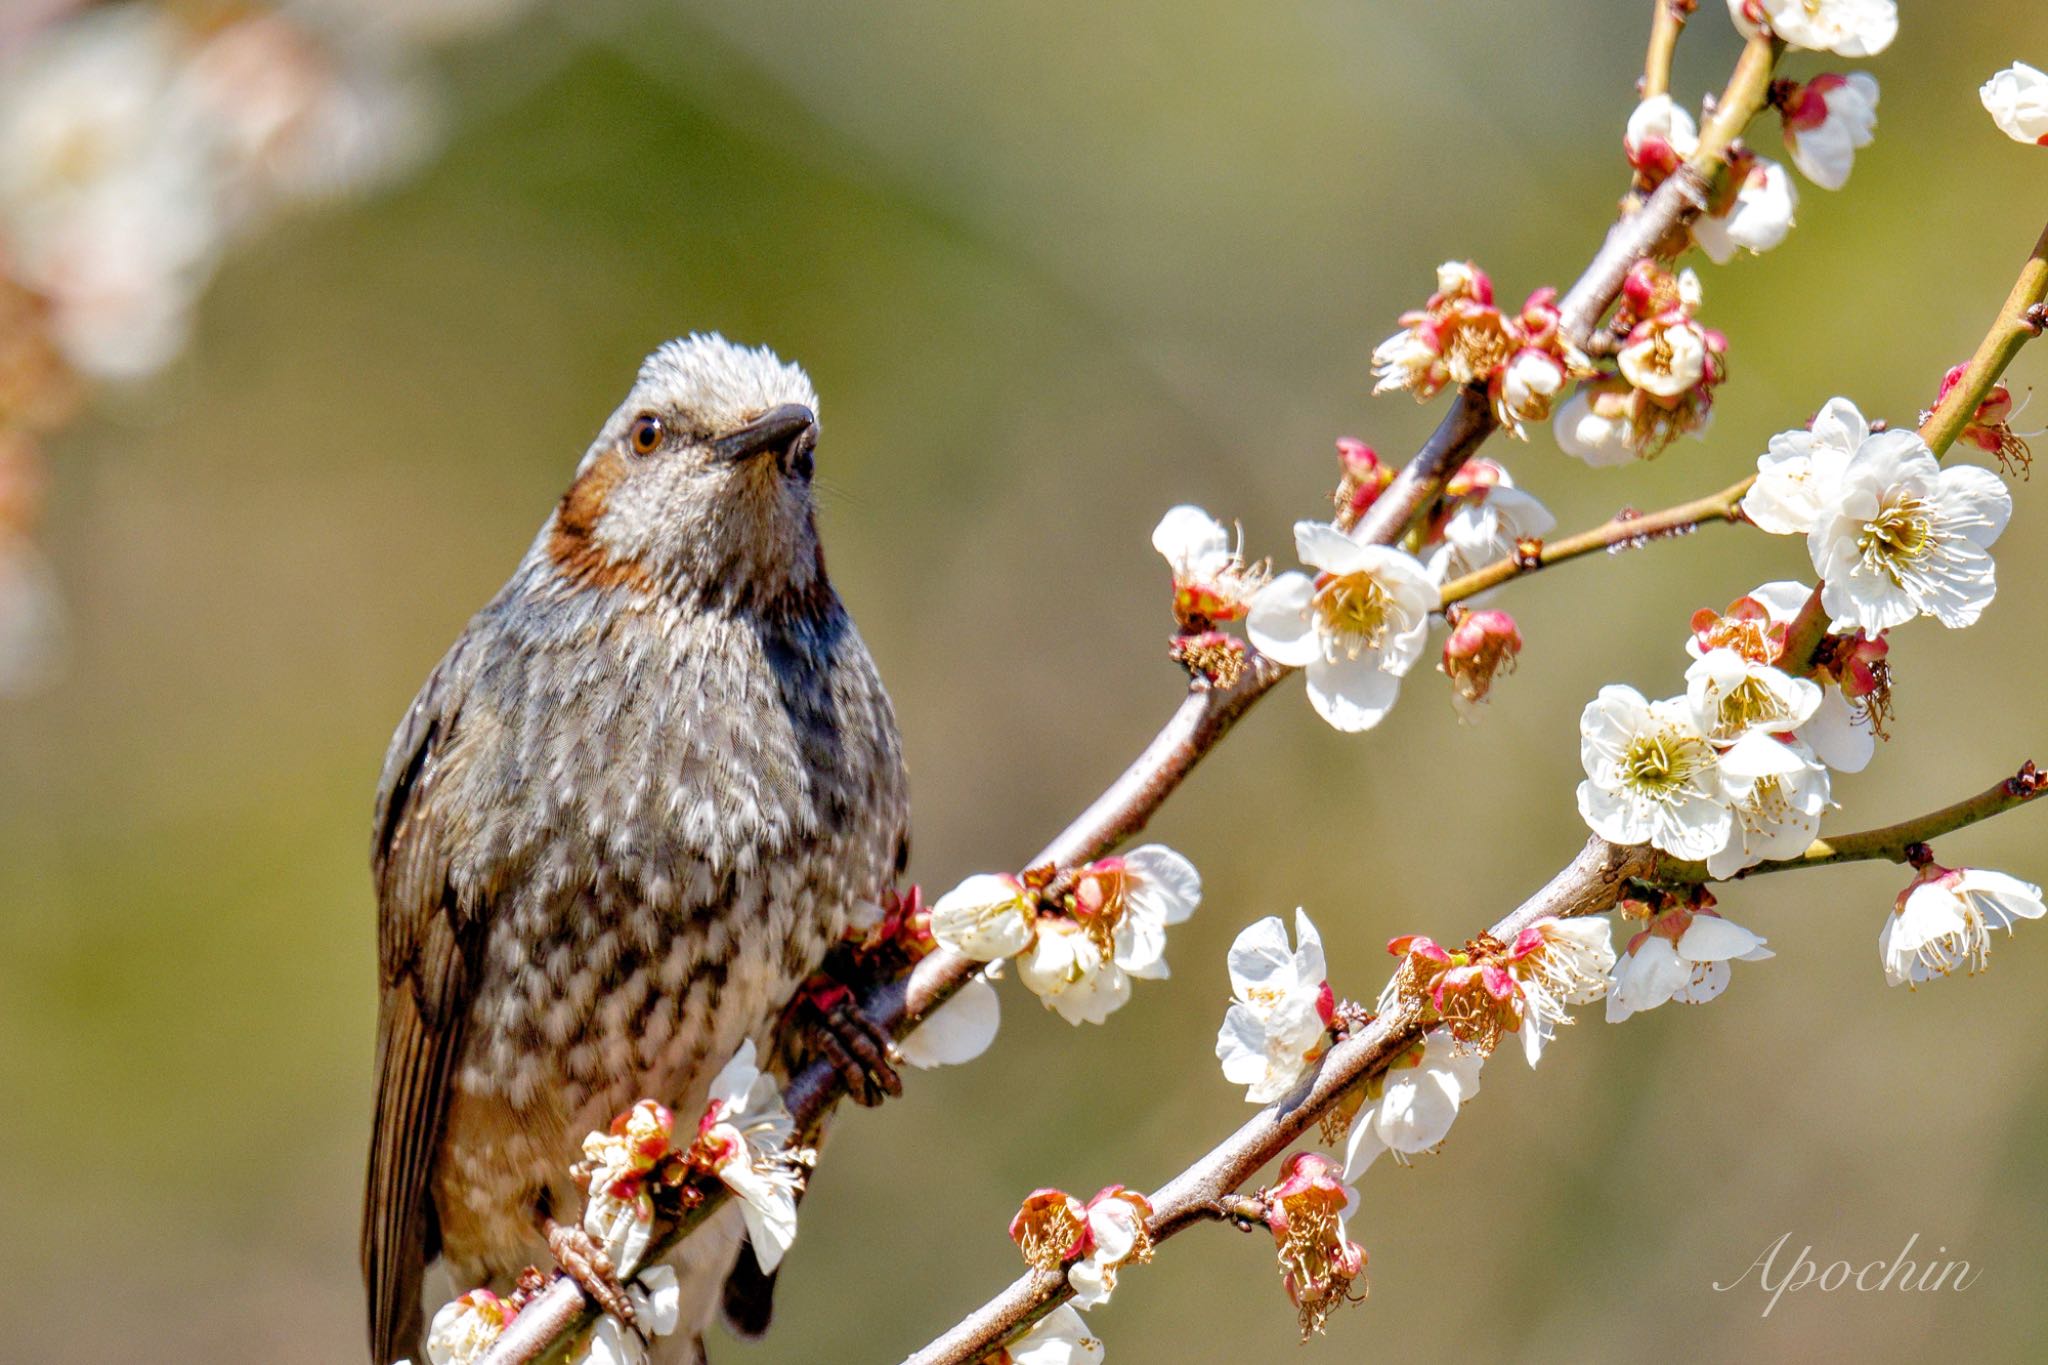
1714 1232 1981 1316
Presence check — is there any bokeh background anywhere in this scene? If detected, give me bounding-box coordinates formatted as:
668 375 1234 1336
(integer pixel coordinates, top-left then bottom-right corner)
4 2 2047 1361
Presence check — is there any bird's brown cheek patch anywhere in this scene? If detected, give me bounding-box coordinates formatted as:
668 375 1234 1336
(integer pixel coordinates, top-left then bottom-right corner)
548 449 656 593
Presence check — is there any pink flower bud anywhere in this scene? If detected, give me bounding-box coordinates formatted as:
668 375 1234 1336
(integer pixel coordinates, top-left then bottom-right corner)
1441 608 1523 713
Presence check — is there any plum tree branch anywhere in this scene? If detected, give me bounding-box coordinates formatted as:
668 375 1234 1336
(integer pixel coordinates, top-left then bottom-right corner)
900 836 1656 1365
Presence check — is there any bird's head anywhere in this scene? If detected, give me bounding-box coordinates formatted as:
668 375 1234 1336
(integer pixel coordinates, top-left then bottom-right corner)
544 334 828 605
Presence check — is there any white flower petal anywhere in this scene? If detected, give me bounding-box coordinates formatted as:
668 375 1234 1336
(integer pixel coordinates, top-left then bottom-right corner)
898 975 1001 1069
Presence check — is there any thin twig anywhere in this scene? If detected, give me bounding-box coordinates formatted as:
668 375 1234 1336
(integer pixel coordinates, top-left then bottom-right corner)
1640 0 1693 101
1659 762 2048 883
1438 475 1754 609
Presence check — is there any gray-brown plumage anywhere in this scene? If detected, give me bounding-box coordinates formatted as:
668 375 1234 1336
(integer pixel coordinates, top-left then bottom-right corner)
363 336 908 1364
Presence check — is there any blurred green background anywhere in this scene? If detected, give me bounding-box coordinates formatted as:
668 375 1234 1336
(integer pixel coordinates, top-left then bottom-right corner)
5 2 2048 1360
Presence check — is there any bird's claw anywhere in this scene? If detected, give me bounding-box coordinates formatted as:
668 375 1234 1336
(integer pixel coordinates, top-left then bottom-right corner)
542 1217 637 1326
799 978 902 1107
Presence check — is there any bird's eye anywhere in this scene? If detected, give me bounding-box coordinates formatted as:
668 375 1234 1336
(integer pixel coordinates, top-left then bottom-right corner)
627 414 665 456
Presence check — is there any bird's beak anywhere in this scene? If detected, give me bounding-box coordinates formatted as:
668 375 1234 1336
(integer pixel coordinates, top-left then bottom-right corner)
712 404 818 464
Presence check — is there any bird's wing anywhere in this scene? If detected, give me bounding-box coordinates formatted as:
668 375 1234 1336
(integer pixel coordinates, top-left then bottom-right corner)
363 643 493 1365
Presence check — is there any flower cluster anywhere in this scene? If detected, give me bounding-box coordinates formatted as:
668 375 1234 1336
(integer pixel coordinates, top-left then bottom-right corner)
571 1041 814 1291
1554 264 1727 464
424 1289 520 1365
1380 915 1614 1066
1009 1185 1154 1309
1370 262 1591 439
1152 505 1268 688
1577 657 1832 876
1689 580 1884 769
930 847 1201 1026
1743 397 2012 633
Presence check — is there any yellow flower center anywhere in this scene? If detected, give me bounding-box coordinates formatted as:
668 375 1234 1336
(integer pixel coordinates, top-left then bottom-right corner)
1622 728 1706 796
1314 571 1392 656
1857 496 1933 583
1716 674 1790 736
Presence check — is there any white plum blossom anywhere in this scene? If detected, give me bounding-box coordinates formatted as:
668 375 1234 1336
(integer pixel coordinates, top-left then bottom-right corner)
697 1042 809 1273
1728 0 1896 58
898 974 1001 1069
1607 911 1773 1022
1782 73 1879 189
1215 910 1333 1103
1065 1189 1152 1310
1617 270 1708 398
929 873 1036 961
1741 396 1869 535
1809 429 2011 632
1552 383 1637 468
1496 347 1571 436
1576 685 1731 860
1709 733 1831 878
1625 94 1699 179
1881 866 2046 986
426 1290 516 1365
1505 916 1616 1065
1980 63 2048 147
1427 463 1556 583
933 850 1198 1026
1683 647 1821 745
1342 1029 1484 1178
998 1305 1105 1365
1694 154 1797 263
1247 522 1435 732
1690 579 1879 772
1150 505 1266 623
1072 844 1202 981
573 1267 682 1365
1017 916 1132 1025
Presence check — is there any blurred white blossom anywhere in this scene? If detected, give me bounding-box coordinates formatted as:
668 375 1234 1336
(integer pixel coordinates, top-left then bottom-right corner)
1693 153 1796 263
1981 63 2048 146
1728 0 1896 58
1782 73 1879 188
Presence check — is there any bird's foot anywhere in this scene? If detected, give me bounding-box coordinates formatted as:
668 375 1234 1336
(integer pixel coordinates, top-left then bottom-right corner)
541 1216 637 1326
794 976 902 1107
